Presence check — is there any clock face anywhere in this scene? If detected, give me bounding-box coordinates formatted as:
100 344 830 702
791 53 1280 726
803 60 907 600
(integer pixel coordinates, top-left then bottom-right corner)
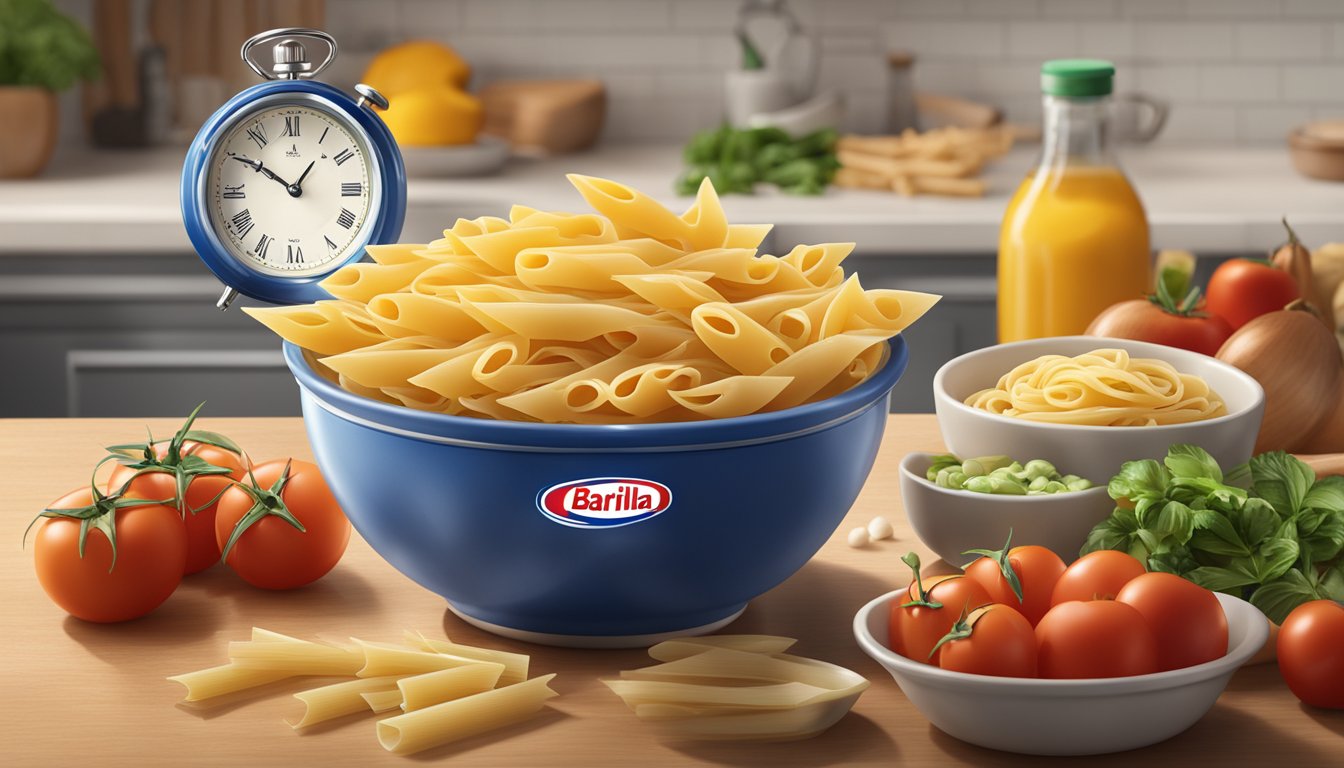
206 100 377 277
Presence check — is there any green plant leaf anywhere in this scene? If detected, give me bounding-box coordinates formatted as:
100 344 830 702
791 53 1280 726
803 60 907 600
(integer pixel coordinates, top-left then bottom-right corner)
182 429 244 456
1249 570 1320 624
1230 497 1281 546
1165 444 1223 483
1188 513 1253 558
1080 506 1140 557
1186 564 1259 593
1150 500 1196 544
1250 451 1315 516
1252 537 1300 583
1107 459 1169 503
1293 507 1344 566
1303 475 1344 513
1147 545 1199 576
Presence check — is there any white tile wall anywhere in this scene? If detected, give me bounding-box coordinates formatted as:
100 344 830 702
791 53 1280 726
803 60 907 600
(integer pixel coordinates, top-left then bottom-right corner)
47 0 1344 146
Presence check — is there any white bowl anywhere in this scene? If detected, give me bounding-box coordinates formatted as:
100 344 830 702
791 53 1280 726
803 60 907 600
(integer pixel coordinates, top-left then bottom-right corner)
933 336 1264 484
854 590 1267 756
900 452 1113 566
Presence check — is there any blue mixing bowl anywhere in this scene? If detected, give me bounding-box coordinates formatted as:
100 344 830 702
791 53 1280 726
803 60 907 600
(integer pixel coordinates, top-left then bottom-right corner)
284 338 908 646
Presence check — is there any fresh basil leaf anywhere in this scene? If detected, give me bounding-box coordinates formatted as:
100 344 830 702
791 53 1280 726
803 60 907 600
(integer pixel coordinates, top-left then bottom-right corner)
1165 444 1223 483
1250 452 1315 516
1249 571 1319 624
1187 564 1259 593
1135 528 1161 559
1293 507 1344 566
1148 545 1199 576
1151 500 1196 545
1108 459 1168 503
1231 497 1282 545
1080 507 1140 556
1190 507 1219 531
1303 476 1344 513
1188 513 1253 558
1321 562 1344 600
1252 537 1300 583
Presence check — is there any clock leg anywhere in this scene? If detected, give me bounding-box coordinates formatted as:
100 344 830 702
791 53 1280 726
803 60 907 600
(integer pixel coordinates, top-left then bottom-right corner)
216 285 240 311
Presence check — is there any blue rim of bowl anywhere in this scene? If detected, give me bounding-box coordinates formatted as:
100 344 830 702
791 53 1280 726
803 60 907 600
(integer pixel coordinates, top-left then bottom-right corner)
284 336 908 452
853 589 1268 695
899 451 1111 504
932 336 1265 434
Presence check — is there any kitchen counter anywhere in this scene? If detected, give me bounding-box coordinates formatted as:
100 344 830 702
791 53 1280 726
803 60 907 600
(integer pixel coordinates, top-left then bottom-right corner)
6 143 1344 256
3 415 1338 767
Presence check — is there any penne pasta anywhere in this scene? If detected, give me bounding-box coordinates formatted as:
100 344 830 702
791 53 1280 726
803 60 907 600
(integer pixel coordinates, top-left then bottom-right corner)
290 676 403 728
376 675 559 756
397 663 505 712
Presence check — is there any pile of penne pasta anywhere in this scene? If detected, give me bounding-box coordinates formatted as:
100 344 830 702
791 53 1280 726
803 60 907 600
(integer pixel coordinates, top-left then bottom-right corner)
170 628 555 756
246 174 939 424
834 127 1015 197
604 635 869 741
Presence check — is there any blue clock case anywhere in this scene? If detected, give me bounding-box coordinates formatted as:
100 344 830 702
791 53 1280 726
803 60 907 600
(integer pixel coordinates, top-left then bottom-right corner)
181 79 406 306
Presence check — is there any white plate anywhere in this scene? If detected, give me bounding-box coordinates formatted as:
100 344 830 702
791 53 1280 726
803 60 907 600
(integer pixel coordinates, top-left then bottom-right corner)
400 135 511 178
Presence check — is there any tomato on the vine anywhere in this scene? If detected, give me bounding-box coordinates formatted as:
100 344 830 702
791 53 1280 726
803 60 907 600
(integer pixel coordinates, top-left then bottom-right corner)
29 485 186 622
934 603 1038 678
889 552 993 665
963 533 1066 626
214 459 350 590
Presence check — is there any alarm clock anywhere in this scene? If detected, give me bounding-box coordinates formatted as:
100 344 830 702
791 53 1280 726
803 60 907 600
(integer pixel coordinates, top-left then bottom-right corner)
181 28 406 310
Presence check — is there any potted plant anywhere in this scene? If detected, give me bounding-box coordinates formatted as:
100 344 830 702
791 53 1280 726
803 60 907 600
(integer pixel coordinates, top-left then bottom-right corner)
0 0 99 178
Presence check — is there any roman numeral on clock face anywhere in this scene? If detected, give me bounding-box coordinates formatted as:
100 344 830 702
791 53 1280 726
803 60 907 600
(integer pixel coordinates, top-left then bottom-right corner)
256 233 272 259
287 244 303 263
246 122 268 149
318 126 329 144
337 208 356 229
341 182 362 197
325 235 337 251
222 184 245 199
281 116 300 137
333 148 355 166
231 208 254 238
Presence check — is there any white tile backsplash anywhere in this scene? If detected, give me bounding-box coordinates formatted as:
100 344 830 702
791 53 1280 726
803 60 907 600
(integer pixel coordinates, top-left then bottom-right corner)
298 0 1344 145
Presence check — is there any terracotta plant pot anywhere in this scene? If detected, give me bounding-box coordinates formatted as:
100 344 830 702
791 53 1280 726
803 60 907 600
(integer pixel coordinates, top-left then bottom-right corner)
0 87 58 179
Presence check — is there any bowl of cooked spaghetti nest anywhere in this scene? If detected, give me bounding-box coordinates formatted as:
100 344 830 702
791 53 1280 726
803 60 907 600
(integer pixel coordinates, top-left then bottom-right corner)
932 336 1265 485
242 174 937 647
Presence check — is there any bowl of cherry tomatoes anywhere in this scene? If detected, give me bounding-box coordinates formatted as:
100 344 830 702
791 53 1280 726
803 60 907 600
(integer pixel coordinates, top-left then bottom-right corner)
852 546 1269 756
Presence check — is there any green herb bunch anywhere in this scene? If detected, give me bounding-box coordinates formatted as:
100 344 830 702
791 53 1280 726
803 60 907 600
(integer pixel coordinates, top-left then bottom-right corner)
676 125 839 196
0 0 100 91
1082 445 1344 624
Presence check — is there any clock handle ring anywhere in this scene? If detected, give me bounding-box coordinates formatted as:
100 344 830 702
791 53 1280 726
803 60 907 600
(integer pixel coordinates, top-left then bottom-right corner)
241 28 338 82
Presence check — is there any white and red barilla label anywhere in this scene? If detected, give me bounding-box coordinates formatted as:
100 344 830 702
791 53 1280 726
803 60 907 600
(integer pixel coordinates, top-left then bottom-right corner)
536 477 673 528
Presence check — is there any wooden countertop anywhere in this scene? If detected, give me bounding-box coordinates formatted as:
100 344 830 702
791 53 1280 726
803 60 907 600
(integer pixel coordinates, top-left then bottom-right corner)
2 416 1340 767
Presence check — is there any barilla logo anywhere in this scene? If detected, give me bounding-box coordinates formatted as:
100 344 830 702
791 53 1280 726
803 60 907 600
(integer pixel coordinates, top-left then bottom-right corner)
536 477 673 529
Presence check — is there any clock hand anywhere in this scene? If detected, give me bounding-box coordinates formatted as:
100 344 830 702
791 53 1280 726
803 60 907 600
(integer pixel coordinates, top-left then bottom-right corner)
228 154 292 189
287 161 316 198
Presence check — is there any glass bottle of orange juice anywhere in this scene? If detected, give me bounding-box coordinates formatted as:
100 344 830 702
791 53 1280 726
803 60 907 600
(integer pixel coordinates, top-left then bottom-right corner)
998 59 1150 342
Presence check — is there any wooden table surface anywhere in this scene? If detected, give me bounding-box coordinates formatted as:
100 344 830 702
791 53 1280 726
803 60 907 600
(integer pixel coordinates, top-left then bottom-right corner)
2 416 1341 767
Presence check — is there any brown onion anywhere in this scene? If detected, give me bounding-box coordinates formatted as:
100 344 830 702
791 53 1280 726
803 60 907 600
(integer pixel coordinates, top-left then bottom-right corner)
1298 377 1344 453
1217 301 1343 453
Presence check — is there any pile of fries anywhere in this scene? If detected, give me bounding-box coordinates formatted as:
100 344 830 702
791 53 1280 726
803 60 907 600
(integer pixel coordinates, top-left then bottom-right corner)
834 126 1015 198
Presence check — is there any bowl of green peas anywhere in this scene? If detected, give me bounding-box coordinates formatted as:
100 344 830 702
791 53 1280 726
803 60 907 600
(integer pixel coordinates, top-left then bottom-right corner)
899 452 1112 567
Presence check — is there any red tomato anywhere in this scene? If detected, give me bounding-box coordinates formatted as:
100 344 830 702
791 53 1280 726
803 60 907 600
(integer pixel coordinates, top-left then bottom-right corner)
936 604 1038 678
111 440 246 575
214 459 351 590
31 487 186 622
1036 600 1159 679
1051 550 1147 605
964 541 1066 626
1278 600 1344 709
1086 298 1233 357
1205 258 1300 330
889 571 993 665
1115 572 1228 671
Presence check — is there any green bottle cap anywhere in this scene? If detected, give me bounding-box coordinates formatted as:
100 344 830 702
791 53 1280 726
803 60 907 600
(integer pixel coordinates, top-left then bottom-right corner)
1040 59 1114 97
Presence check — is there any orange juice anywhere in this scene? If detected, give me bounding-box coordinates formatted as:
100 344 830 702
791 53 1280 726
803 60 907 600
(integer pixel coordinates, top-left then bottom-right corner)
998 165 1150 341
999 59 1151 343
